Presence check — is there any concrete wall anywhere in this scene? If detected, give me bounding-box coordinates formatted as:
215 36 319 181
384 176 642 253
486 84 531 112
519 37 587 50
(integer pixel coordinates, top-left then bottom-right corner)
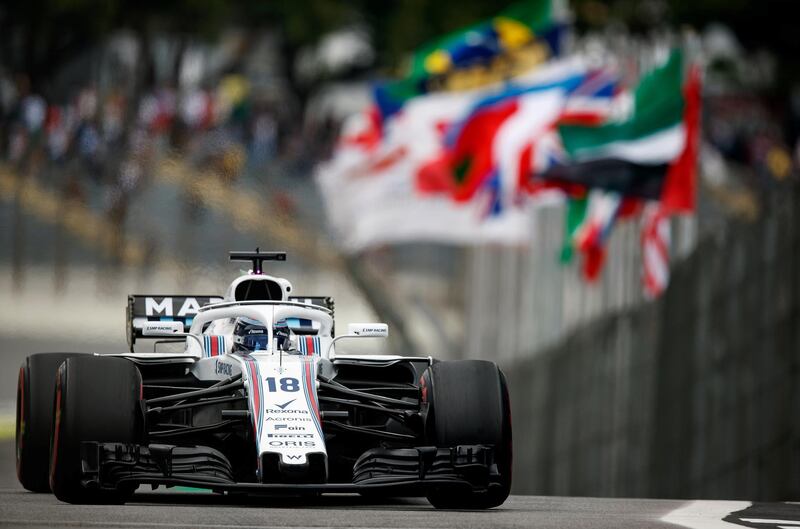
505 183 800 500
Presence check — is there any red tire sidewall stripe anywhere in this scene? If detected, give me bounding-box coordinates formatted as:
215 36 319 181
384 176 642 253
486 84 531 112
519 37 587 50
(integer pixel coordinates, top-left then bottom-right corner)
49 368 63 485
16 366 25 480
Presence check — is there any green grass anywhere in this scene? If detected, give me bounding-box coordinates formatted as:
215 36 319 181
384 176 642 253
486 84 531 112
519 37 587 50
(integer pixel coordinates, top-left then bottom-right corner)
0 420 14 440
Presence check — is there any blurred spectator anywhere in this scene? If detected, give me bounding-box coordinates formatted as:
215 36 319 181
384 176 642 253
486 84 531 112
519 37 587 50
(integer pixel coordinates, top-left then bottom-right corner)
250 107 278 167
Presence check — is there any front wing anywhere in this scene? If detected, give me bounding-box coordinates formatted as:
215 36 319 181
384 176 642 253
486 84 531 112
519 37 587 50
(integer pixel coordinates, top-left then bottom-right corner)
80 442 504 497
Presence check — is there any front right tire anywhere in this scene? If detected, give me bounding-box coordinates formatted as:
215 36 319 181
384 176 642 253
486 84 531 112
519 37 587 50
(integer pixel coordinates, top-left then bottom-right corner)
421 360 512 509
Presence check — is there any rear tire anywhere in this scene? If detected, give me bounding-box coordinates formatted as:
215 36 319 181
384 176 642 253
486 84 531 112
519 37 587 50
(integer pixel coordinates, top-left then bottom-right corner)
16 353 82 492
49 355 143 504
421 360 512 509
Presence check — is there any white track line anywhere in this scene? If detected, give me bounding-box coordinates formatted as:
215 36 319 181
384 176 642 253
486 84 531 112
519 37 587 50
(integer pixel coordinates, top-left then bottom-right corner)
661 500 751 528
740 520 800 525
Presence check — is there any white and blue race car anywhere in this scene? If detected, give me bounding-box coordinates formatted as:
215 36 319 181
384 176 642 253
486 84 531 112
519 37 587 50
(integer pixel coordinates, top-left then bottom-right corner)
15 250 512 508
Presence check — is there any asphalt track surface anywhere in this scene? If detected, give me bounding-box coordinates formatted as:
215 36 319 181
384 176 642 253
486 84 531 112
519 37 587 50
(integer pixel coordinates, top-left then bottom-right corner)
3 438 800 529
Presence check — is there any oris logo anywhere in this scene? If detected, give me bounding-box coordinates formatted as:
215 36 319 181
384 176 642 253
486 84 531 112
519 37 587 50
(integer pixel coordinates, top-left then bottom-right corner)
268 440 315 447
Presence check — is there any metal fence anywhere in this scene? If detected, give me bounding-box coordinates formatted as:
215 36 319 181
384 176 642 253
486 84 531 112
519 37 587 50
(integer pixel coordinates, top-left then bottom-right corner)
502 181 800 499
464 201 698 362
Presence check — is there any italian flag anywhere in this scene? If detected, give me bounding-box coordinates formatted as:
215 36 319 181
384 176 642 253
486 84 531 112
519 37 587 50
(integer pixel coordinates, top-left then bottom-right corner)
542 49 700 212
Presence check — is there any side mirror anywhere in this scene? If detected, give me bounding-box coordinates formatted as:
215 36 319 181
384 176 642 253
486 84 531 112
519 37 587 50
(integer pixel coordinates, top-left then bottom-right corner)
325 323 388 359
347 323 389 338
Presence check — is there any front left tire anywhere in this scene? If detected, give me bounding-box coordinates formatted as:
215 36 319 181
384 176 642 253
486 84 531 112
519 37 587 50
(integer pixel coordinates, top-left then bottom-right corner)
16 353 82 492
49 355 144 504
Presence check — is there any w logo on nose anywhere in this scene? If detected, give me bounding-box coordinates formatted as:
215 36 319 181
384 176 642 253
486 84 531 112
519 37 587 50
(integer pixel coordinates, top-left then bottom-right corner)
285 455 303 461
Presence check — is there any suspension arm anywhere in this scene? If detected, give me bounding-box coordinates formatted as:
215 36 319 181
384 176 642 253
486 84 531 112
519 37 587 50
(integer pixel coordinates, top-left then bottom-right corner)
147 395 247 415
146 376 243 406
324 420 417 441
318 379 418 409
318 395 410 420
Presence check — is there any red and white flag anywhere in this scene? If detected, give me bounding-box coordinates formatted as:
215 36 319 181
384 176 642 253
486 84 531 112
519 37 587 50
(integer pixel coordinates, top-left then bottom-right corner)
641 204 671 298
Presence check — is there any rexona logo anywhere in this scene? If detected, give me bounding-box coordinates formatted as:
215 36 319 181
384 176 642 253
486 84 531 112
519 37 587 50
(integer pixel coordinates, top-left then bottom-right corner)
267 409 308 414
268 440 315 447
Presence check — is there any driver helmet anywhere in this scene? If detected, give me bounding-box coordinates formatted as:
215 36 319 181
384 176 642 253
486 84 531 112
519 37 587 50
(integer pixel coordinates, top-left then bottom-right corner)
232 317 270 352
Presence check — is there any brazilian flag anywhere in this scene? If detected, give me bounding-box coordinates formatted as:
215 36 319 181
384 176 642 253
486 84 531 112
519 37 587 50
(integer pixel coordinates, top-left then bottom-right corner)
374 0 562 119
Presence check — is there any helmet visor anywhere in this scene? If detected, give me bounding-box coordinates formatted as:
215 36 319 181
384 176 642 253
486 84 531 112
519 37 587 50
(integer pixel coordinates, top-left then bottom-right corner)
242 333 269 351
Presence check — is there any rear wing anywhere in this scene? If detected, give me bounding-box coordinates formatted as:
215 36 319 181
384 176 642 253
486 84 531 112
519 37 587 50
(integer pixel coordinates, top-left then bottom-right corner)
126 294 335 350
127 295 224 350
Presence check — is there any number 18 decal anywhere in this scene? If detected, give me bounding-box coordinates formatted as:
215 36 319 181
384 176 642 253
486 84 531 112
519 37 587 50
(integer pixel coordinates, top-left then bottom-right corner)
265 377 300 392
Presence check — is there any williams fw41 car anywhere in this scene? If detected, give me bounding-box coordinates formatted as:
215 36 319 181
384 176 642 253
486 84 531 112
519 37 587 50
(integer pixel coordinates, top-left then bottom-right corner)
15 251 512 508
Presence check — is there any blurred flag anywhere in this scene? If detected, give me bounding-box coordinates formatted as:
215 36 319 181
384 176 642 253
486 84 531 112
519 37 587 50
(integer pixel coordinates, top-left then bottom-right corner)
319 31 698 270
660 64 701 213
557 190 645 281
636 63 698 297
374 0 565 119
338 105 383 152
571 192 623 281
419 60 615 214
542 50 698 289
559 193 588 263
319 58 620 251
440 66 586 206
539 49 700 207
641 204 671 297
316 87 530 251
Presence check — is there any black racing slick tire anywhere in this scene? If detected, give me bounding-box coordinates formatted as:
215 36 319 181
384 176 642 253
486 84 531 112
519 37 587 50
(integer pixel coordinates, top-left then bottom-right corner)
49 355 143 504
421 360 512 509
16 353 82 492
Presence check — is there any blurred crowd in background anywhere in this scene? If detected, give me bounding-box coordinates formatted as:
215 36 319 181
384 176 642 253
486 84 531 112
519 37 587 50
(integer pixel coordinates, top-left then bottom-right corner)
1 0 799 304
0 29 331 235
1 2 797 238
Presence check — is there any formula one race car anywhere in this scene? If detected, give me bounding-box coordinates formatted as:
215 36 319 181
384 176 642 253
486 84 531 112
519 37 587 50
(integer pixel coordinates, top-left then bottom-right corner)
15 251 511 508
